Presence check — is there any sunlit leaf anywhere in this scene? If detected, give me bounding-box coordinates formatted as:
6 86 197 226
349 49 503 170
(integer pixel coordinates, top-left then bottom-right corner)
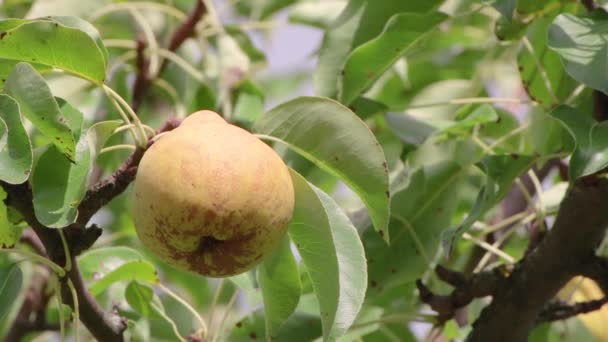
288 170 367 341
0 16 107 83
314 0 444 98
548 13 608 92
89 260 159 297
339 12 446 104
254 97 389 241
78 246 144 282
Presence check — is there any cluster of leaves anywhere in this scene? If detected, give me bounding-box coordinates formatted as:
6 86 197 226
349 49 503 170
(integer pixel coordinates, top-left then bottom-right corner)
2 0 608 341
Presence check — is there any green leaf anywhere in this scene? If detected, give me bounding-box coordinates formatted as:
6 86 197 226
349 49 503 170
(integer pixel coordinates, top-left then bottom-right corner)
230 311 322 341
225 26 266 66
0 94 32 184
365 161 465 289
519 13 578 108
0 16 107 83
288 1 347 29
387 104 499 145
254 97 390 241
89 260 159 297
339 12 447 104
314 0 444 98
235 0 298 19
0 263 22 322
4 63 76 161
258 235 301 338
548 13 608 93
490 0 516 20
86 119 123 160
31 99 90 227
385 113 437 145
78 246 144 282
0 188 22 248
288 170 367 341
550 105 608 180
232 80 264 125
0 60 52 90
442 154 536 251
125 281 183 341
336 306 384 341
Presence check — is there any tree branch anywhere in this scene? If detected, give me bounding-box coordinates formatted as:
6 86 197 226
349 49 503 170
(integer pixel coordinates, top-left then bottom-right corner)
131 0 207 112
537 298 608 323
76 117 181 226
466 176 608 341
416 266 503 323
1 116 181 341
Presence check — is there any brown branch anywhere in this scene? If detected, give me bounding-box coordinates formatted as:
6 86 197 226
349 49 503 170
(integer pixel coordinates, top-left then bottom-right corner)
537 298 608 323
1 181 127 341
5 267 55 342
580 255 608 295
416 266 504 323
131 35 150 113
131 0 207 112
466 176 608 341
582 0 597 11
1 117 181 341
77 117 181 226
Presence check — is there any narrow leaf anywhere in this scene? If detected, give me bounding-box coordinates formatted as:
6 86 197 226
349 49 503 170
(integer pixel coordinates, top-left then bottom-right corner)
340 12 446 104
288 169 367 340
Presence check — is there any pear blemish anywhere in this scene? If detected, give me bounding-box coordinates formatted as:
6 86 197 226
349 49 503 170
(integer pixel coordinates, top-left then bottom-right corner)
132 110 295 277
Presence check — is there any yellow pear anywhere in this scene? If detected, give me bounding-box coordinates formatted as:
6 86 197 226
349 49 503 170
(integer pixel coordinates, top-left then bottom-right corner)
132 110 294 277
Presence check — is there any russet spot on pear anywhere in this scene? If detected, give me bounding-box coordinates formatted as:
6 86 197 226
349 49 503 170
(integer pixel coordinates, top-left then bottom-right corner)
132 110 295 277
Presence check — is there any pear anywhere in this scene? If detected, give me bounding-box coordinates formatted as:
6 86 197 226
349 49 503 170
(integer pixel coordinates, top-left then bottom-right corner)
132 111 294 277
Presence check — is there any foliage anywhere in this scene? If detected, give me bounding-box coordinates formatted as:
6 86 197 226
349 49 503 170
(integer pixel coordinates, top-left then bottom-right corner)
0 0 607 341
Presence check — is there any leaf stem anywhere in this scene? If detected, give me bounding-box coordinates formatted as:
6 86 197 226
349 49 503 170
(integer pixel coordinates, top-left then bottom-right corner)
67 278 80 342
0 248 65 276
102 84 148 148
158 283 208 340
153 78 187 118
128 8 160 75
349 313 436 330
58 229 72 272
406 97 536 110
211 289 239 342
89 2 187 22
54 274 66 342
113 124 156 138
99 144 138 154
462 232 515 264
